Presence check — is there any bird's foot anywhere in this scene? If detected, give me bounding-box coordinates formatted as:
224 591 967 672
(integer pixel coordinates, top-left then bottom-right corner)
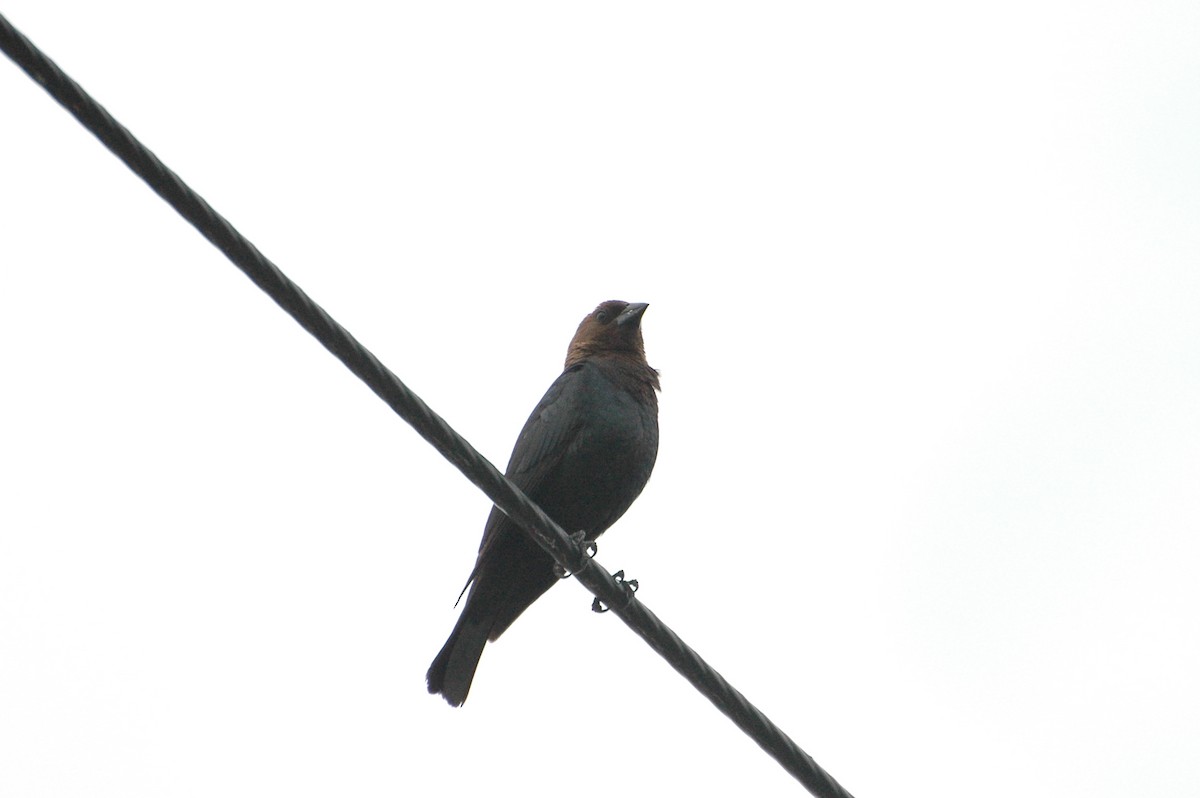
553 530 598 579
592 569 639 613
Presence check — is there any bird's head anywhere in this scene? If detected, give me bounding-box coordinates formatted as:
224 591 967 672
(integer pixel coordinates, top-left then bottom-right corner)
565 300 650 368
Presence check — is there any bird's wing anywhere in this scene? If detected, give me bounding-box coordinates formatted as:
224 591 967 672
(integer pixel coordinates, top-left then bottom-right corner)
504 363 590 484
464 363 592 578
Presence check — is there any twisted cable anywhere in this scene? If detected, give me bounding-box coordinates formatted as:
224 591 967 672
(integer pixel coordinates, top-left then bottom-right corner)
2 15 855 797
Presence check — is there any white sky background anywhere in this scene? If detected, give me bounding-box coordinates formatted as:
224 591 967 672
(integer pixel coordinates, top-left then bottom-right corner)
2 2 1198 795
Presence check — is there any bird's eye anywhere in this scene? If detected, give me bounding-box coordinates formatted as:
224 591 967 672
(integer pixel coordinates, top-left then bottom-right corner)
595 310 611 324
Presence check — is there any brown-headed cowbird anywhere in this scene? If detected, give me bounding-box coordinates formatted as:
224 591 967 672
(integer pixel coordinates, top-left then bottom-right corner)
427 300 660 707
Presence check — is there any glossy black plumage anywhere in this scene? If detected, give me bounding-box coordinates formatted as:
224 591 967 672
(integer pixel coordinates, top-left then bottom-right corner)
427 300 660 706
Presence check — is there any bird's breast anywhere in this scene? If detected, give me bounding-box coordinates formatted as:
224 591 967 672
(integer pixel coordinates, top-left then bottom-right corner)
534 369 658 537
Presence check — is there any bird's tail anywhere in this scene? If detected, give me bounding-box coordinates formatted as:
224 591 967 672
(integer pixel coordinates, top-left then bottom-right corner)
426 608 491 707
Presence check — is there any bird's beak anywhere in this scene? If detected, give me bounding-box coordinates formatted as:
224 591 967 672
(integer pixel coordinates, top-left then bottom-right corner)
617 302 649 326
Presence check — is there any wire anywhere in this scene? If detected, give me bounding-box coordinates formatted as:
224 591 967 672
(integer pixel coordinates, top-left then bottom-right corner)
1 14 856 798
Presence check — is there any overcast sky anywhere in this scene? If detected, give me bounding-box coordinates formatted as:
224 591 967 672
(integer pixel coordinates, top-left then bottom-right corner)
3 2 1199 796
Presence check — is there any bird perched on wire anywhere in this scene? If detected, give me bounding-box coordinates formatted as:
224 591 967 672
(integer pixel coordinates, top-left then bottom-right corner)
427 300 660 707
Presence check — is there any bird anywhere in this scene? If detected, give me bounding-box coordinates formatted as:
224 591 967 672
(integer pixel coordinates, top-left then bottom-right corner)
427 300 660 707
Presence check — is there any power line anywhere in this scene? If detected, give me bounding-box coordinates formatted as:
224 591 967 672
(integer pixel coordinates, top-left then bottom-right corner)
1 14 856 797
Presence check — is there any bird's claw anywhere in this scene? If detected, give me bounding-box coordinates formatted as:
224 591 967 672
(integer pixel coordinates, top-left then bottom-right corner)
553 530 598 579
591 569 639 613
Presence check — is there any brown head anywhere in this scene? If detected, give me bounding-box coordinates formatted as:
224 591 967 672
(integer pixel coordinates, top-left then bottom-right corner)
565 300 653 369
